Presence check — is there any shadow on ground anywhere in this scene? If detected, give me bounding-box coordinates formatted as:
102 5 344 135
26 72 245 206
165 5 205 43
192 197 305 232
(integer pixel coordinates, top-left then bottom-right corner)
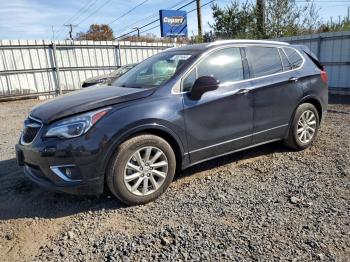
0 141 288 221
329 94 350 104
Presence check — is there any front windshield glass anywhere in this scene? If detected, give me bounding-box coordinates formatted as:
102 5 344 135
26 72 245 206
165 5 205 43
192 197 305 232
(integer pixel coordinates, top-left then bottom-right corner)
112 51 194 88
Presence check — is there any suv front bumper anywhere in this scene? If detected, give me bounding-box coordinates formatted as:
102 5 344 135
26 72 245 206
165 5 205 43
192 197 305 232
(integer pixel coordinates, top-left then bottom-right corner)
15 140 105 195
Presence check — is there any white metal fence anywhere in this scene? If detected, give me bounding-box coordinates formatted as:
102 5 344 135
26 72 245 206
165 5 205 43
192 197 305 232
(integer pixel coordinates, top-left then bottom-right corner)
0 40 177 98
275 30 350 93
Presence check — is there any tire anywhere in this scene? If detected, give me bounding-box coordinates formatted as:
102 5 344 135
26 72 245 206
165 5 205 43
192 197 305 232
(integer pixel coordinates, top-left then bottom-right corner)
284 103 320 150
106 134 176 205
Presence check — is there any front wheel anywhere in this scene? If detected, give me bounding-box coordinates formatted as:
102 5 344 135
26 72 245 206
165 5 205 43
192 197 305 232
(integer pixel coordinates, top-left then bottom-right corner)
106 134 176 205
284 103 320 150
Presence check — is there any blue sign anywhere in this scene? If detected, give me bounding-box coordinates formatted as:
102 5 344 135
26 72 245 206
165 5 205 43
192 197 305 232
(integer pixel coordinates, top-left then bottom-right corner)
159 10 187 37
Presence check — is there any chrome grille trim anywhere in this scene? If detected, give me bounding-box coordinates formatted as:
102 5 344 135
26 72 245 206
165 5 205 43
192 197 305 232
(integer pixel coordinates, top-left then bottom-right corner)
20 116 43 145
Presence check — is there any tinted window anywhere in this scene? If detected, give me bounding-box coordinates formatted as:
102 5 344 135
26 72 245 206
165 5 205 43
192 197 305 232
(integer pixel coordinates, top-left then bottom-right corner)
278 48 292 71
183 69 196 92
197 47 243 84
113 52 193 87
283 47 303 69
246 47 283 77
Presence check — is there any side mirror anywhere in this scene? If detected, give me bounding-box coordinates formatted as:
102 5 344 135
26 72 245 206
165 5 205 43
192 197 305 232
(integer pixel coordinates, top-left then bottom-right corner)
190 76 219 100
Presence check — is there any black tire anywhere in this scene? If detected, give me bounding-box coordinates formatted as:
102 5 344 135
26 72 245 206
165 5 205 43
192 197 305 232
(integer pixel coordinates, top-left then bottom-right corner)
284 103 320 150
106 134 176 205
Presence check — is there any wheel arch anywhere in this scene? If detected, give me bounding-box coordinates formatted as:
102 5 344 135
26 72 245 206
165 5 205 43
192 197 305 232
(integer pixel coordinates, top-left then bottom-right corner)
285 96 323 139
102 123 186 181
299 96 323 123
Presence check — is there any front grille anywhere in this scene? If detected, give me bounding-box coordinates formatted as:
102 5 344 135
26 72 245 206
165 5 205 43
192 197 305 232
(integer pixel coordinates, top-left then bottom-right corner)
21 117 42 144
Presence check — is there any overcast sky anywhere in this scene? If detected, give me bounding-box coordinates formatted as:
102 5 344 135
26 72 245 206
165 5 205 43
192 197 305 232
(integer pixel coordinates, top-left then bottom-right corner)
0 0 349 40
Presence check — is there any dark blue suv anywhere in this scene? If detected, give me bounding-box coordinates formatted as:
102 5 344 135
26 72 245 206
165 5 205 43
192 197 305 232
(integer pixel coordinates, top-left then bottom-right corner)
16 40 328 205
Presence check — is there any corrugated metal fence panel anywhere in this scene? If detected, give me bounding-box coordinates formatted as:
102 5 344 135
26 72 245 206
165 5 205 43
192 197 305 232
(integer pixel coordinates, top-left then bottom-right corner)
0 40 176 98
275 31 350 91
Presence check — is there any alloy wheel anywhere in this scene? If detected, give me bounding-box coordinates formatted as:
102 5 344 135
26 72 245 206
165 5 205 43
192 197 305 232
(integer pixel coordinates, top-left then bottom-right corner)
297 110 317 144
124 146 168 196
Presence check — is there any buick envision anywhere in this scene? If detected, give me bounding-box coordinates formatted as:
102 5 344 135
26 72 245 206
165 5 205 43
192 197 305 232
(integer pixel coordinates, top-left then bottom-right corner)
16 40 328 205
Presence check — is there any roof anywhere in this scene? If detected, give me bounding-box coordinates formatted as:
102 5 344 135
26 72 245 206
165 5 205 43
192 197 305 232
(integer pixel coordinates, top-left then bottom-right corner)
207 39 290 46
167 39 290 52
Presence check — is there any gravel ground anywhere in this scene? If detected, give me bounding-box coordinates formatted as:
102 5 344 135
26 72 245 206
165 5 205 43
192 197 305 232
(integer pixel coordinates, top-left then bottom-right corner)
0 98 349 262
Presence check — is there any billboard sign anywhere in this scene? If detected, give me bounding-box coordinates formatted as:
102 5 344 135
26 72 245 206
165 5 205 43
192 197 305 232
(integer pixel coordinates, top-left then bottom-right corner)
159 10 187 37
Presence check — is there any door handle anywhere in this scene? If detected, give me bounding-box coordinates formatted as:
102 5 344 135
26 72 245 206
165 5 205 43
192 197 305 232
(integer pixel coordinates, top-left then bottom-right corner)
236 88 250 95
289 77 299 82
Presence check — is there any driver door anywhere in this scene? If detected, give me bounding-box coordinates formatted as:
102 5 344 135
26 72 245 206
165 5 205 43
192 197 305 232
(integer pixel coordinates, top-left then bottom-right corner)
182 47 254 163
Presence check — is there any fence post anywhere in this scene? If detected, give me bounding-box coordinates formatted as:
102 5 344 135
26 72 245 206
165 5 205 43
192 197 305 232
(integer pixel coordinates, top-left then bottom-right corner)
317 36 322 60
52 43 62 95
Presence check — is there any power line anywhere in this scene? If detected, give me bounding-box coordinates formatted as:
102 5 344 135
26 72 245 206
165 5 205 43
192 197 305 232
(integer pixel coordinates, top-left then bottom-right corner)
117 0 198 40
75 0 114 26
108 0 150 25
139 0 215 36
55 0 101 38
115 0 190 34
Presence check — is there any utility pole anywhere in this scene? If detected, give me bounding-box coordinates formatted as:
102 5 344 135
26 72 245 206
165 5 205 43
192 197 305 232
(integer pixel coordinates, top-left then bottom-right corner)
196 0 203 38
64 24 77 40
256 0 265 38
132 27 140 40
51 25 55 41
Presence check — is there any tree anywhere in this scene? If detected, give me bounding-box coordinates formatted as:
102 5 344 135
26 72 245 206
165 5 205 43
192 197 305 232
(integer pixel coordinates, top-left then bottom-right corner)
264 0 320 38
75 24 115 41
210 1 256 39
210 0 321 39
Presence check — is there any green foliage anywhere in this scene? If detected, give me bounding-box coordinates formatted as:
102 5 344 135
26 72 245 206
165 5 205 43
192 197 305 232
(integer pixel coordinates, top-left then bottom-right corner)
210 0 322 39
210 1 257 39
318 18 350 33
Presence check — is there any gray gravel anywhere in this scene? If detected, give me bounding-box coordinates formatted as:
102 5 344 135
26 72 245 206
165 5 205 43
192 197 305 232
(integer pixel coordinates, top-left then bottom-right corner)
0 99 349 261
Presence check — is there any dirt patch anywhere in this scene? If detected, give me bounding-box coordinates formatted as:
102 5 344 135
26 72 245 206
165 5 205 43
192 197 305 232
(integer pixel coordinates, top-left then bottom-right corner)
0 99 349 261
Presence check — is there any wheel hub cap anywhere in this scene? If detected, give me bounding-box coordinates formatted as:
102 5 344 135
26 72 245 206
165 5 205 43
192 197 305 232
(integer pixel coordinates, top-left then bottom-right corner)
124 146 168 196
297 110 317 144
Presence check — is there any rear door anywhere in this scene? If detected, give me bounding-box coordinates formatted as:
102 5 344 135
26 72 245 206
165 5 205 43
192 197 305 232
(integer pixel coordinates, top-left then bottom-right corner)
245 46 304 144
182 47 254 163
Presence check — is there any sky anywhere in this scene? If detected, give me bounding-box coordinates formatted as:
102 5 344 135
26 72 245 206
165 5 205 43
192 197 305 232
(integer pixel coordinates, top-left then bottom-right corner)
0 0 349 40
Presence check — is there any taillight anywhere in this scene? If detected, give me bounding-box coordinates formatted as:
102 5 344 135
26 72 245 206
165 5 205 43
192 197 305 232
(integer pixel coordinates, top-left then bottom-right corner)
320 67 328 84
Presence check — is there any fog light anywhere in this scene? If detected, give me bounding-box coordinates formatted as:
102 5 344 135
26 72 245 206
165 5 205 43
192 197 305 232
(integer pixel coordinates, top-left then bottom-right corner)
65 168 72 176
50 165 81 182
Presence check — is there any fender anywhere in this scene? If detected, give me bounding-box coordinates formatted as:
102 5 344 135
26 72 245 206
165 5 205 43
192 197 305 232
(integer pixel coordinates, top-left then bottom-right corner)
100 121 188 176
285 94 323 139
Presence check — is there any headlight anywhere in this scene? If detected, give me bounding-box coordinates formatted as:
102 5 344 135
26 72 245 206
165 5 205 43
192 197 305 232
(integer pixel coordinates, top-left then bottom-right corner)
44 107 111 139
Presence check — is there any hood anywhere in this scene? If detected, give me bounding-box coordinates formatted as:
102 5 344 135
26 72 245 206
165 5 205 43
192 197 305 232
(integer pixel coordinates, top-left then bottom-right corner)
30 85 156 123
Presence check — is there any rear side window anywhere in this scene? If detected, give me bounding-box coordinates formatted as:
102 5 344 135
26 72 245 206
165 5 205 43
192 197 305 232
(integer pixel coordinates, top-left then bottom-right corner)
278 48 292 71
245 47 283 78
283 47 303 69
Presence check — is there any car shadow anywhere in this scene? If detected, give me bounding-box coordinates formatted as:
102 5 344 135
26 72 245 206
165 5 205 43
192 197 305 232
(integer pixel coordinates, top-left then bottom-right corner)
0 141 290 220
176 141 289 180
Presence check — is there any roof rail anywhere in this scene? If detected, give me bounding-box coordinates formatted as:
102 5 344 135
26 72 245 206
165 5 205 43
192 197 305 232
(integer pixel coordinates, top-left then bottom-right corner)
207 40 290 46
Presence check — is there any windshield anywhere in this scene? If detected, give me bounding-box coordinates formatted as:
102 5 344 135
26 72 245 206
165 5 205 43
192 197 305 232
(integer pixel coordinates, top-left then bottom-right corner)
112 64 135 76
112 51 195 88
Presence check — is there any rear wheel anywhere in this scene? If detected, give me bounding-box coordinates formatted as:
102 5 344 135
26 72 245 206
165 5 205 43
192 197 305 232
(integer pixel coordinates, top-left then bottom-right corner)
284 103 319 150
106 134 176 205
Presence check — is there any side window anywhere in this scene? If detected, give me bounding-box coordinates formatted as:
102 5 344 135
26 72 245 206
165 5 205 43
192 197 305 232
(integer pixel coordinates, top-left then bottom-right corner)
283 47 303 69
197 47 244 84
278 48 292 71
245 47 283 78
183 69 196 92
